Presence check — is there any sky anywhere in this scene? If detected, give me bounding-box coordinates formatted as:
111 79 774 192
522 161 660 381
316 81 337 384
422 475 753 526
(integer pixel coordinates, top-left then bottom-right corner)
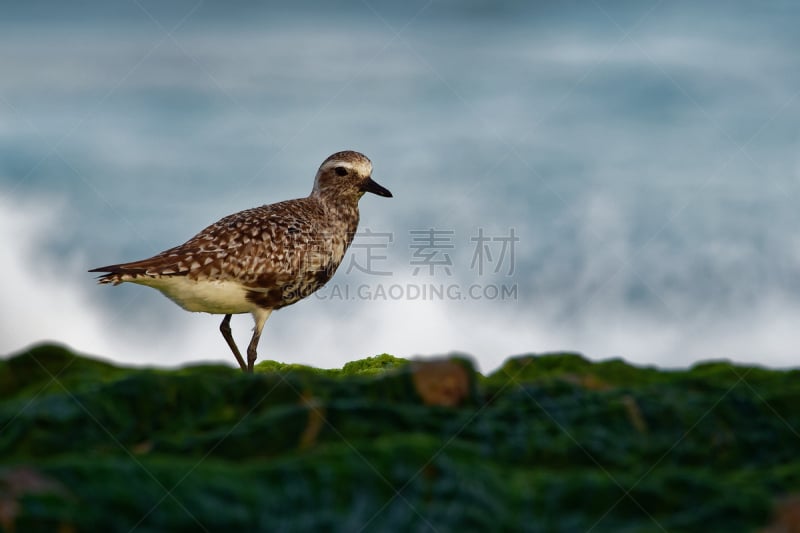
1 1 799 372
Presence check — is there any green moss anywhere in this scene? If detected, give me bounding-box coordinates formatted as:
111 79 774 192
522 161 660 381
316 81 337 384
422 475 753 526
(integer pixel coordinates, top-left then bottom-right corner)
253 359 332 375
252 352 408 378
0 343 128 400
1 343 798 531
338 353 409 376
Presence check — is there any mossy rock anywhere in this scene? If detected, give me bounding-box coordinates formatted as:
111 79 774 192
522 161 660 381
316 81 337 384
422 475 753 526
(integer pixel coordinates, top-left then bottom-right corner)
1 343 798 532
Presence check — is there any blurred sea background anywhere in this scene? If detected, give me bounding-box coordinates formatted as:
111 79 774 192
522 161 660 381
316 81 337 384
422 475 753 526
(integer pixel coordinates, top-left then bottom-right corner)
1 0 799 371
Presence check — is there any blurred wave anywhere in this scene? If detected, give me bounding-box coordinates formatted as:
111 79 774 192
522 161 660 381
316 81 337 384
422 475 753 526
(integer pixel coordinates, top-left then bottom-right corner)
1 1 799 369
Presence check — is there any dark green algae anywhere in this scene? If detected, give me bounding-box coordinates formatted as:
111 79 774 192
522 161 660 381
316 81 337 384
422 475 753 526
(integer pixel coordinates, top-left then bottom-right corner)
1 343 798 532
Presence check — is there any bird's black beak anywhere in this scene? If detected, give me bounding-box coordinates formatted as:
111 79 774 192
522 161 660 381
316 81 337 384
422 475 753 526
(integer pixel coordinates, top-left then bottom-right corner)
362 176 393 198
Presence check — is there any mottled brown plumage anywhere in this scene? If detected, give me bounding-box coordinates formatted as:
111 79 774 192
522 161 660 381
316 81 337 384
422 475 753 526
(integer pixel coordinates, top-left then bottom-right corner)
89 151 392 372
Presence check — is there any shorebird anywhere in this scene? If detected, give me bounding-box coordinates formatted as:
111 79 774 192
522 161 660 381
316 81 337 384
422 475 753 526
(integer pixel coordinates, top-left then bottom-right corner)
89 151 392 372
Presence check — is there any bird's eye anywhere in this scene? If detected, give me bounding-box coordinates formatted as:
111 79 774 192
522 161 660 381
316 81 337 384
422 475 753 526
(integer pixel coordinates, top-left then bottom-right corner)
334 166 348 176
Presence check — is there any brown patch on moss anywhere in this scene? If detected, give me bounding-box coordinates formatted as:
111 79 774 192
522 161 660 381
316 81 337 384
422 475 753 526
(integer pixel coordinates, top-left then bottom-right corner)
412 360 470 407
621 394 648 434
0 467 68 532
761 494 800 533
298 394 326 450
562 373 612 391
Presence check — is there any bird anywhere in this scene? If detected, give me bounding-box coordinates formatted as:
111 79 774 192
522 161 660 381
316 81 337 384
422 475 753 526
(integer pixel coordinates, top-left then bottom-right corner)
89 150 392 372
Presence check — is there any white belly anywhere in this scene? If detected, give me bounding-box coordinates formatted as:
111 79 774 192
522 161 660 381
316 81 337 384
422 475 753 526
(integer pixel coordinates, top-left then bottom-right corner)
132 276 255 314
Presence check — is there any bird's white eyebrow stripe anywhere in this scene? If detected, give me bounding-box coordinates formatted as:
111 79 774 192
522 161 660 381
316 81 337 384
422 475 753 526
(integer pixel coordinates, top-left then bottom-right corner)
320 160 372 173
321 161 356 170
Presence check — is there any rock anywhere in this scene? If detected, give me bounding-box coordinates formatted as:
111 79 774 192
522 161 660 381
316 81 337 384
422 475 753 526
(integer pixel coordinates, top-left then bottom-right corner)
0 342 798 531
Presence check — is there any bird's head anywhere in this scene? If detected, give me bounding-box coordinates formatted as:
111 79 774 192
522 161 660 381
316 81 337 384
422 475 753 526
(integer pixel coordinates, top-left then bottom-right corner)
311 151 393 202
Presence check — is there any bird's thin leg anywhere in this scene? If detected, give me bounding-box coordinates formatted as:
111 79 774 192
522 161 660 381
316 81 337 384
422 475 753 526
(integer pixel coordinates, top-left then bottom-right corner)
220 314 247 372
247 308 273 373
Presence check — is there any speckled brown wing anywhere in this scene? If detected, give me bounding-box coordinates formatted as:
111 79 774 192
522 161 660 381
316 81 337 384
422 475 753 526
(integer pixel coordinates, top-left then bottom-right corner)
220 199 357 309
89 197 357 309
91 199 318 281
